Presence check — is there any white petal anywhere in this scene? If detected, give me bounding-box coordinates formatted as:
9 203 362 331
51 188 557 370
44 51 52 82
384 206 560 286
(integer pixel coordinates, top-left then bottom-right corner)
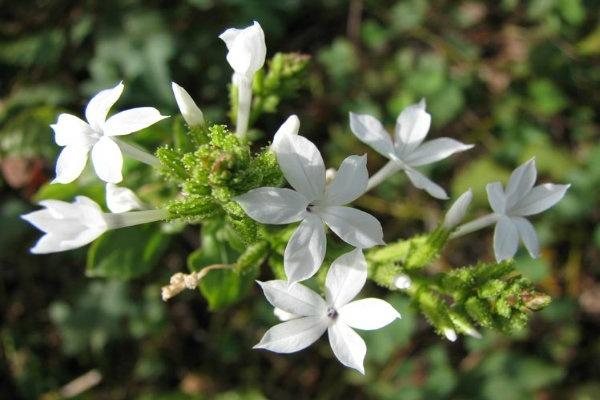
171 82 204 126
284 214 326 285
219 21 266 77
511 183 570 216
405 167 448 199
275 134 326 202
327 322 366 374
253 316 327 353
493 216 519 262
91 137 123 183
325 248 367 308
235 187 308 224
318 206 384 248
274 307 300 321
53 145 90 184
257 280 327 316
394 100 431 156
21 209 63 233
323 154 368 206
51 114 95 147
348 112 395 158
405 138 474 167
505 158 537 209
511 217 540 258
105 183 144 213
443 189 473 229
340 298 400 330
103 107 168 136
85 82 124 131
443 328 458 342
271 115 300 152
486 182 506 214
29 234 64 254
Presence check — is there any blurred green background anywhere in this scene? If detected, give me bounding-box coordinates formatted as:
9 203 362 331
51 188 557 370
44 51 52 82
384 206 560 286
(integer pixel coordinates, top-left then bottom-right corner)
1 0 599 399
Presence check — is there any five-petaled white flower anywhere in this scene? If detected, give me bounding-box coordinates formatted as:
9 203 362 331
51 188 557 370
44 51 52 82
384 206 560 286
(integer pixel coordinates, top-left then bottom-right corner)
105 183 144 213
235 123 384 285
219 21 266 85
486 158 569 262
254 249 400 374
51 82 167 184
21 196 108 254
349 100 473 199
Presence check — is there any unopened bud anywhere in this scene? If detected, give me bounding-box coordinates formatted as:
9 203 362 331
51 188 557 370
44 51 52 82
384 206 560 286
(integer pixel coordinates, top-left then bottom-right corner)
444 189 473 229
172 82 205 127
393 274 412 290
443 327 457 342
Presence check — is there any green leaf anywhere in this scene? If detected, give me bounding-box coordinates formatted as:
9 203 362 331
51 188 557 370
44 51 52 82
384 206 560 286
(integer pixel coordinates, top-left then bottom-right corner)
86 224 169 279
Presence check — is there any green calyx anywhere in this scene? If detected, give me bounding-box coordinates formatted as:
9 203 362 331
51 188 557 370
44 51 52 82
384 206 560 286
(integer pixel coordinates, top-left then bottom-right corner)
156 123 283 244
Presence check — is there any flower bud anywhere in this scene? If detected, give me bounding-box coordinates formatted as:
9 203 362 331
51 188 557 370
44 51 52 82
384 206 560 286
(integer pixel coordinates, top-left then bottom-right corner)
171 82 205 127
443 327 457 342
393 274 412 290
106 183 144 213
219 21 266 81
444 188 473 229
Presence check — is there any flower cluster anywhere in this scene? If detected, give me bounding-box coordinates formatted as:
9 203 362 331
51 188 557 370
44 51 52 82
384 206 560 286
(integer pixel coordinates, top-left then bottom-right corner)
21 21 570 374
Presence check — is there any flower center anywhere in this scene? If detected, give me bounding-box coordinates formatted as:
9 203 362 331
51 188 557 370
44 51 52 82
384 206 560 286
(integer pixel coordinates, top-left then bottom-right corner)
326 306 338 319
306 204 314 213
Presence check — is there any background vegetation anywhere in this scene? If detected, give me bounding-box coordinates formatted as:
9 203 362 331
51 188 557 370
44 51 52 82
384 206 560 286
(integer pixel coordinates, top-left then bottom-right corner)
1 0 599 398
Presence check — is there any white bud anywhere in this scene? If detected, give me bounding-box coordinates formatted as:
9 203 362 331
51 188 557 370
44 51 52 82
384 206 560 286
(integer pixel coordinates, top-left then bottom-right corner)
171 82 204 127
105 183 144 213
393 274 412 290
219 21 266 80
443 328 457 342
444 188 473 229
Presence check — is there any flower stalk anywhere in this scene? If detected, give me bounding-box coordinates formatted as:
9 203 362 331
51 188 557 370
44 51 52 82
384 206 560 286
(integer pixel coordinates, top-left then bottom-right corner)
114 138 160 167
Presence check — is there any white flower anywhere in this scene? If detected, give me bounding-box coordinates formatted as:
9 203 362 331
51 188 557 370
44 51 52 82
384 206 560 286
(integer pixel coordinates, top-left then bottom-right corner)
105 183 144 213
486 158 570 262
21 196 108 254
235 132 384 285
254 249 400 374
349 100 473 199
51 82 167 184
22 196 168 254
219 21 266 84
443 189 473 229
171 82 204 127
